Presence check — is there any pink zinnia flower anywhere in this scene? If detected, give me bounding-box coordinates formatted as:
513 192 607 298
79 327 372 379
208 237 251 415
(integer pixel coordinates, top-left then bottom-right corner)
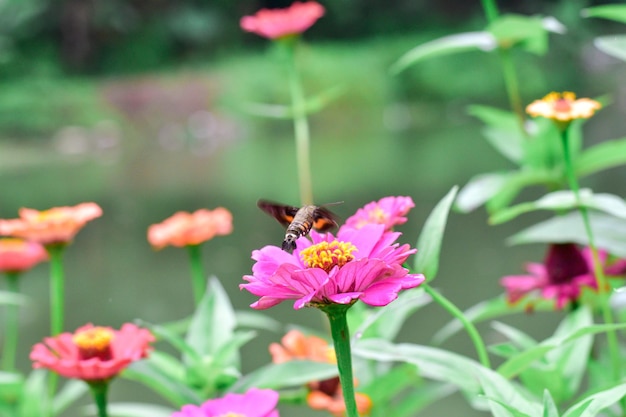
30 323 154 381
241 224 425 309
240 1 325 39
147 208 233 250
0 202 102 246
501 243 615 309
171 388 280 417
0 238 48 273
343 196 415 231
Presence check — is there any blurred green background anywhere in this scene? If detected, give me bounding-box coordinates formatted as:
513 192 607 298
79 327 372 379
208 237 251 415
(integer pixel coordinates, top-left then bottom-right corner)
1 0 626 415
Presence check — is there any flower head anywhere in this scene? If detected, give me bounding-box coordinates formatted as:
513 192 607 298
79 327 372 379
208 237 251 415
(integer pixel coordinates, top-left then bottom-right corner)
30 323 154 381
0 203 102 246
308 388 373 417
0 238 48 273
241 224 424 310
343 196 415 231
240 1 325 40
500 243 616 309
270 329 334 364
526 91 601 123
171 388 280 417
147 208 233 250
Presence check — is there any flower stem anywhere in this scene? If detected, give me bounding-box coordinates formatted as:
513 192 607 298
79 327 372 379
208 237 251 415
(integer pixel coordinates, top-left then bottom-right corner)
2 272 21 371
423 284 491 369
88 381 110 417
284 39 314 206
46 245 66 336
559 127 621 382
186 244 206 306
321 304 359 417
480 0 499 24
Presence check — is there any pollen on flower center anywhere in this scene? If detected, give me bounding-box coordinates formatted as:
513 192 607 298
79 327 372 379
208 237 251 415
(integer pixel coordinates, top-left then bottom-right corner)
300 241 356 272
73 327 115 361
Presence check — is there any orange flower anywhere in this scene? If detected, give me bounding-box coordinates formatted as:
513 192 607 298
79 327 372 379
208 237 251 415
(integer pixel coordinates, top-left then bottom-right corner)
0 203 102 246
240 1 325 39
0 238 48 273
308 389 373 417
526 92 601 123
147 208 233 250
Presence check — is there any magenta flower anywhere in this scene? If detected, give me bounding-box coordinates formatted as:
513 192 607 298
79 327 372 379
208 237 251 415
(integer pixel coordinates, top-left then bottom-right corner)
343 196 415 232
240 2 325 40
171 388 280 417
241 224 425 310
500 243 615 309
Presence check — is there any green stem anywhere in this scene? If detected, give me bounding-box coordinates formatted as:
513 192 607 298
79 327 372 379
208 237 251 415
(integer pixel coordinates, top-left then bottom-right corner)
89 381 110 417
480 0 499 24
321 304 359 417
186 244 206 306
284 39 314 206
46 245 66 336
559 127 621 382
2 272 21 371
498 48 526 134
423 284 491 369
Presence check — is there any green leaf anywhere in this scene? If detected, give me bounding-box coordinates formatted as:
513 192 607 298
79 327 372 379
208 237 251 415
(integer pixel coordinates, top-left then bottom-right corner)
508 212 626 257
134 320 200 363
542 390 560 417
491 321 538 350
52 380 88 415
582 5 626 24
231 361 337 392
577 137 626 176
390 32 496 74
562 383 626 417
235 310 281 332
488 14 553 55
0 371 23 404
362 363 421 404
185 277 236 364
489 189 626 225
94 402 175 417
485 169 559 214
391 383 457 417
593 35 626 62
456 172 511 213
414 186 458 281
468 105 525 162
18 370 48 417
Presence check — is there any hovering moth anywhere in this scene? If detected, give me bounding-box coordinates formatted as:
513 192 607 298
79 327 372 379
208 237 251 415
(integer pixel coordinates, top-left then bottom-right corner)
257 199 340 252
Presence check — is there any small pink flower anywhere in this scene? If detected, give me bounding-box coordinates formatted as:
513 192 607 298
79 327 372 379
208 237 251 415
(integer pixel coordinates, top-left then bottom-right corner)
0 238 48 273
171 388 280 417
0 203 102 246
147 208 233 250
240 1 325 39
241 224 424 310
30 323 154 381
343 196 415 231
501 243 616 309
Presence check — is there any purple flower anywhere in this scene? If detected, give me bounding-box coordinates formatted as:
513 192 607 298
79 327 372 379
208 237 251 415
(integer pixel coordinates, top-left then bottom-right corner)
171 388 280 417
343 196 415 231
241 224 425 310
500 243 614 309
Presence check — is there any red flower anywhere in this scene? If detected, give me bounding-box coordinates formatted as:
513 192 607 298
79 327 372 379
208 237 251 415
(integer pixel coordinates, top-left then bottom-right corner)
0 238 48 273
147 208 233 250
0 203 102 246
30 323 154 381
240 2 325 39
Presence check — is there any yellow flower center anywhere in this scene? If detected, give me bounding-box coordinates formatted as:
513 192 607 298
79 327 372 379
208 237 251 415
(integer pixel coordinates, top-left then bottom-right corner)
0 238 27 250
217 414 245 417
36 209 66 222
73 327 114 361
300 241 356 272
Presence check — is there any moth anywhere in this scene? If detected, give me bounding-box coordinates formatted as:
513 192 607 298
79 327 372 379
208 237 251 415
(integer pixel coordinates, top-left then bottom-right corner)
257 199 340 252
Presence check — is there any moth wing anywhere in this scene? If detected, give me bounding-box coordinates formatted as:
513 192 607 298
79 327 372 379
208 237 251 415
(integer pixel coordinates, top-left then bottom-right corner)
312 207 339 231
257 199 299 228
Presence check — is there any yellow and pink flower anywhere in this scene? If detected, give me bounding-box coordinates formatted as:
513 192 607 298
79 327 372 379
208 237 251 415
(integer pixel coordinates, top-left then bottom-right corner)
30 323 154 381
240 1 325 40
526 91 601 123
0 203 102 246
0 238 48 273
147 208 233 250
171 388 280 417
343 196 415 231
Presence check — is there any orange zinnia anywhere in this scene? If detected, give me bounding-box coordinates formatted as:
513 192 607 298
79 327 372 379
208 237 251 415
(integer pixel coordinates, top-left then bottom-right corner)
526 91 601 123
0 203 102 246
147 208 233 250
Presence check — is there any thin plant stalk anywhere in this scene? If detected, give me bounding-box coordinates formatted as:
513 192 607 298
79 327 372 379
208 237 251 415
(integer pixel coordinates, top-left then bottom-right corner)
321 304 359 417
89 382 110 417
284 39 314 206
47 245 66 336
480 0 499 24
2 272 21 371
187 244 206 306
559 127 621 381
423 284 492 369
